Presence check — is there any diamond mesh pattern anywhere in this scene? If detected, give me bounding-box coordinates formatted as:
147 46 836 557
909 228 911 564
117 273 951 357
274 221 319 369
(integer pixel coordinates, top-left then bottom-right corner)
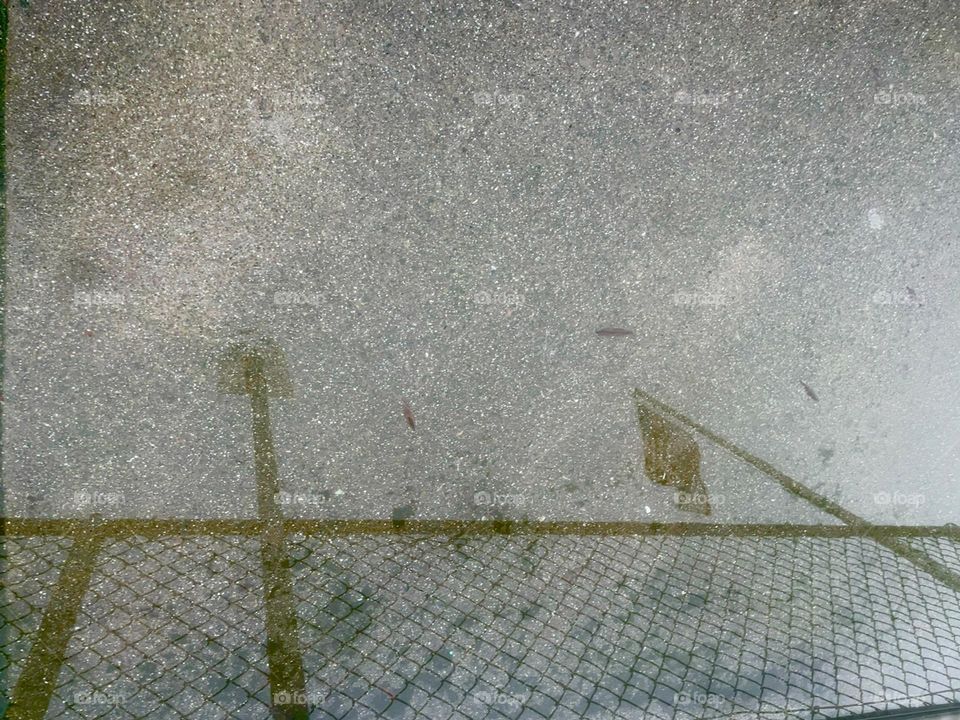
287 534 960 720
44 535 271 720
4 530 960 719
0 536 73 716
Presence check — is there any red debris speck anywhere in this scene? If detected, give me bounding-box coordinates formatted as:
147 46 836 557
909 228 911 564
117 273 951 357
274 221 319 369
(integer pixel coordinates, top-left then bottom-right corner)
402 399 416 430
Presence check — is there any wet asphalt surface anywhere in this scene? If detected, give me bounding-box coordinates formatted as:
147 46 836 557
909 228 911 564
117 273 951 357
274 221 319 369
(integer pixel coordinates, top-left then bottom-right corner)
3 0 959 523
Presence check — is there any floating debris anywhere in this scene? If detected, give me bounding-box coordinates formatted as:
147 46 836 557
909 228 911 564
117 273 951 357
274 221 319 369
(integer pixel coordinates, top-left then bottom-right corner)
402 399 416 430
800 381 819 402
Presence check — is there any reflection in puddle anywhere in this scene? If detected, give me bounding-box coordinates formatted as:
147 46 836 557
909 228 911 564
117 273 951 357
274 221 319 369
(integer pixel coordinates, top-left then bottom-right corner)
636 401 712 515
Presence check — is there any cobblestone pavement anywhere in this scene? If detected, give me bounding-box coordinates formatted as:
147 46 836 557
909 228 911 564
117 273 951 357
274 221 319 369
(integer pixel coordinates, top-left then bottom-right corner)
0 537 74 716
4 526 960 719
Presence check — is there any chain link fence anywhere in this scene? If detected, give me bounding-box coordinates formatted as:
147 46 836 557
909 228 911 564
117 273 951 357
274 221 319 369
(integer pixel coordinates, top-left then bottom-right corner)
3 523 960 719
1 536 75 717
45 535 271 720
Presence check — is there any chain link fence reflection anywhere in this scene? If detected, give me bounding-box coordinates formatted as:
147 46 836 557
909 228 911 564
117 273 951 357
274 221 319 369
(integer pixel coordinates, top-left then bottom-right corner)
3 527 960 719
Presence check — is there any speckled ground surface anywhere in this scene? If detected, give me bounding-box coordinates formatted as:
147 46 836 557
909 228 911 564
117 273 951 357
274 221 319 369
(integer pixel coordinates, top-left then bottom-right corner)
3 0 960 523
3 2 960 718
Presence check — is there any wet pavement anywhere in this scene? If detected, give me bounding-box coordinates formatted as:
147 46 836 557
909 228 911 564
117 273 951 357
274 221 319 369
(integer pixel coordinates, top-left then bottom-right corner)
3 0 960 523
3 1 960 719
5 524 960 719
